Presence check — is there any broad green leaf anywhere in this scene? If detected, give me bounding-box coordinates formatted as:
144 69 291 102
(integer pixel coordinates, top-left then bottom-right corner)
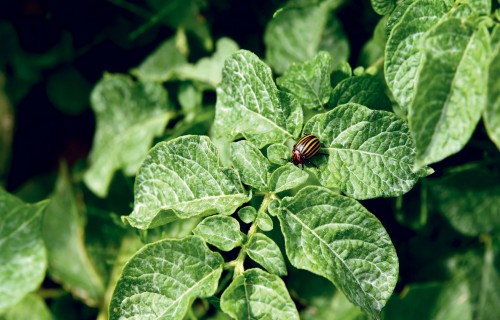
265 1 348 74
467 0 491 15
175 38 240 88
256 212 273 231
277 186 398 319
409 18 491 167
214 50 303 148
385 0 452 111
484 25 500 149
110 236 223 320
125 135 249 229
303 103 425 199
1 293 53 320
43 165 104 305
237 206 257 224
230 140 270 190
384 281 472 320
0 189 47 313
430 169 500 236
193 215 245 251
131 37 187 82
267 143 289 165
246 233 287 276
83 74 173 197
370 0 396 15
276 51 333 110
269 163 309 193
220 268 299 320
328 74 392 111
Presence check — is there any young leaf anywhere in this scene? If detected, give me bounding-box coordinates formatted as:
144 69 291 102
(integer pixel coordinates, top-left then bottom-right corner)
237 206 257 224
43 165 104 305
304 103 424 199
430 169 500 236
0 188 47 313
214 50 303 148
267 143 289 165
83 74 173 197
175 37 240 88
131 36 187 82
370 0 396 15
125 135 250 229
220 268 299 320
110 236 223 320
193 215 245 251
277 186 398 319
246 233 287 276
264 1 348 74
269 163 309 193
385 0 452 111
230 140 270 190
276 51 333 110
256 212 273 231
484 25 500 149
328 74 392 111
409 18 491 167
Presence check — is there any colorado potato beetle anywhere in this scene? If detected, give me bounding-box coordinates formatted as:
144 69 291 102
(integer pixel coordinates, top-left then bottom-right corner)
291 134 321 168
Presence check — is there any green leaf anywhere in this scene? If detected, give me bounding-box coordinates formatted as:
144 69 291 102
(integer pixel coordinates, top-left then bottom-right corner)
384 281 472 320
265 1 348 74
230 140 270 190
110 236 223 320
328 74 392 111
214 50 303 148
385 0 452 111
193 215 245 251
276 51 333 110
131 37 188 82
237 206 257 224
370 0 396 15
467 0 491 15
43 165 104 306
83 74 173 197
269 163 309 193
0 293 53 320
277 186 398 319
484 25 500 149
0 188 47 313
175 37 240 88
220 268 299 320
304 103 424 199
257 212 273 231
178 82 202 119
267 143 289 165
125 135 249 229
409 17 491 167
246 233 287 276
430 169 500 236
46 66 91 115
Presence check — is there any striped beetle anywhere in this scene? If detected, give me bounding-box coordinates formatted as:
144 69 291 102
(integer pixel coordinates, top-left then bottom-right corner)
291 134 321 168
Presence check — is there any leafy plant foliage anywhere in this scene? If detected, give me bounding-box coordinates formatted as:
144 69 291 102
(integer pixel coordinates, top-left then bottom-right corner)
1 0 499 320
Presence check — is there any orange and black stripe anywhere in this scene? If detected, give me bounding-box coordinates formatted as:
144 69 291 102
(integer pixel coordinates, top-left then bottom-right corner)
294 134 320 160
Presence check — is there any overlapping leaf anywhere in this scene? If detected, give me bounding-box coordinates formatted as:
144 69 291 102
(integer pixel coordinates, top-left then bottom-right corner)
125 135 249 229
230 140 270 190
193 215 245 251
304 103 426 199
276 51 333 110
0 293 53 320
269 163 309 193
221 268 299 320
110 236 223 320
83 74 173 197
484 25 500 149
214 50 302 148
247 233 287 276
409 15 490 166
370 0 396 15
0 189 47 313
277 186 398 319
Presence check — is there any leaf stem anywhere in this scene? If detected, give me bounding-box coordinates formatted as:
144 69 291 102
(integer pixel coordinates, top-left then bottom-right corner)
232 192 273 277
